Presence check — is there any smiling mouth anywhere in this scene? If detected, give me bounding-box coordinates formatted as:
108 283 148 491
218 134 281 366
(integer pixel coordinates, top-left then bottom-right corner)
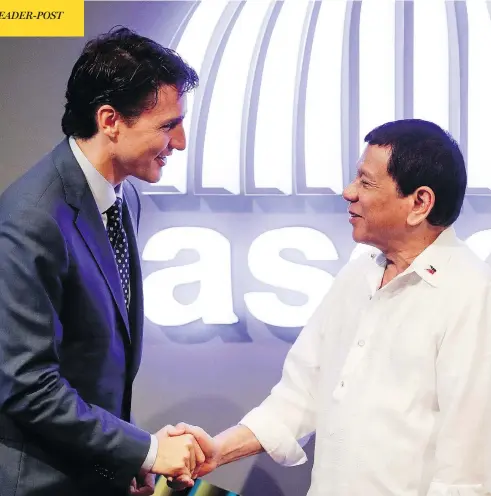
156 154 167 166
349 211 361 218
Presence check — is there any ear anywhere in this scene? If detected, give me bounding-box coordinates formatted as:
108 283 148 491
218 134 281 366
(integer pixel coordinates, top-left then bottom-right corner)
95 105 121 138
407 186 435 227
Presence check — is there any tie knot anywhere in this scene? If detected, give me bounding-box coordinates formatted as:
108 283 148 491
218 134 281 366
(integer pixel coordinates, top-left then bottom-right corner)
105 198 123 230
106 197 122 215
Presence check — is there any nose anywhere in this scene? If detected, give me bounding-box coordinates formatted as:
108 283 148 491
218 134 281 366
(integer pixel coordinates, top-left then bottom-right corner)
342 180 358 203
169 122 186 152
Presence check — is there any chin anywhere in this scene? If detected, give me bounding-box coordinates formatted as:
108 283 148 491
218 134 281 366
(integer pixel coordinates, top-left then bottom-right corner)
137 169 162 184
351 229 366 244
147 173 162 184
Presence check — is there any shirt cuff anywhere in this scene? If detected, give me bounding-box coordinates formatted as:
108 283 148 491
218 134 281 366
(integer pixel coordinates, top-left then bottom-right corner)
240 407 308 467
140 434 158 473
426 481 485 495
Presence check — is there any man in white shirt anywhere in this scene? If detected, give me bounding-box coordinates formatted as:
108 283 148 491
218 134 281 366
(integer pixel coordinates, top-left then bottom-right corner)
173 119 491 495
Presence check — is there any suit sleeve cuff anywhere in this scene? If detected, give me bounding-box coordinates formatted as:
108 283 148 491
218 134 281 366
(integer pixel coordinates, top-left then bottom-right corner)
140 434 158 473
240 407 308 466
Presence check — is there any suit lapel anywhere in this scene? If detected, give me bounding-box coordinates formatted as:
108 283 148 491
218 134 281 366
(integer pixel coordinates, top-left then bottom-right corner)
122 183 143 372
53 139 131 343
75 189 131 342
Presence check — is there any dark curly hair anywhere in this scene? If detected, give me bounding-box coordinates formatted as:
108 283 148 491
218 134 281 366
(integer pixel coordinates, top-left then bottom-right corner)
61 26 199 139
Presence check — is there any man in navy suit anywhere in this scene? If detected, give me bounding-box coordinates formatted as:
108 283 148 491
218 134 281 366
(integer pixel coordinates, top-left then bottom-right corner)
0 27 213 496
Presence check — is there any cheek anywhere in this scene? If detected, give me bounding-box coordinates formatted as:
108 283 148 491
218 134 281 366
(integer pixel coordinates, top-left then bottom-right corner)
380 202 408 228
360 195 394 223
131 133 161 152
148 135 168 154
359 193 383 213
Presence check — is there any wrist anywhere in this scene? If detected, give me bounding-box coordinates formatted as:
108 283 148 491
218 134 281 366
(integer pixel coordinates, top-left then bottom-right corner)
212 433 230 468
143 434 158 473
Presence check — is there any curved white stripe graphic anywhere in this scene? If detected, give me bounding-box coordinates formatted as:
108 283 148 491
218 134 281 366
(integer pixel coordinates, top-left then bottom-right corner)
201 1 272 194
304 0 345 194
151 0 229 193
467 0 491 190
253 0 311 195
413 0 449 130
359 0 396 150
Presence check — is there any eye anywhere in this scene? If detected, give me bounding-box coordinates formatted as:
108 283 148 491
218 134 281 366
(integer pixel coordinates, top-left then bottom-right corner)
161 120 180 131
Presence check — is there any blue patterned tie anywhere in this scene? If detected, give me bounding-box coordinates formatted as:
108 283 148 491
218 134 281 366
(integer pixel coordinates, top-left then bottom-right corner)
105 197 130 309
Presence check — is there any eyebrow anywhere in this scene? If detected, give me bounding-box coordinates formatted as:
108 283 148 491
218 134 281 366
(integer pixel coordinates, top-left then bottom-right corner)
160 115 185 128
358 168 376 181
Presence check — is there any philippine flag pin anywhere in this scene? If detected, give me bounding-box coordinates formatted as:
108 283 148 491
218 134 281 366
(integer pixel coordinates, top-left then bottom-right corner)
426 265 437 275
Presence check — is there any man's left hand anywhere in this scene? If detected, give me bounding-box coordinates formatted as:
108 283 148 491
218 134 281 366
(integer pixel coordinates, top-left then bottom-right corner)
128 472 156 496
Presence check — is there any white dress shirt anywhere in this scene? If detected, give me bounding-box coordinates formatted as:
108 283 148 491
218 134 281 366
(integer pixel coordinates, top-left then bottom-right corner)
241 227 491 495
68 137 157 473
68 136 120 225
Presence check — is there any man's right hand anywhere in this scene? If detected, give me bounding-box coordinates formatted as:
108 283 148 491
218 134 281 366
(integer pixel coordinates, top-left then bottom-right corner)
150 425 206 486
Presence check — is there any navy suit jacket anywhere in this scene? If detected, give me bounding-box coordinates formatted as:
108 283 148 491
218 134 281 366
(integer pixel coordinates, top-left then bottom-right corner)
0 139 150 496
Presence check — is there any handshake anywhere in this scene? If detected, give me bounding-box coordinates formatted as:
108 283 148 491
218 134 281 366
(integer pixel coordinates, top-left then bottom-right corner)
151 422 220 491
130 423 258 494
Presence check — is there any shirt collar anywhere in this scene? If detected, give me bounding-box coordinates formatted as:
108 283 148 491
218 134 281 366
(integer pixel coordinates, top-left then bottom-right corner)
369 226 458 288
68 136 122 214
407 227 457 287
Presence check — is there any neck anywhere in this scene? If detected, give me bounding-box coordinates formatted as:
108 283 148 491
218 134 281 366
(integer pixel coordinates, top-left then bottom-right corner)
74 136 123 186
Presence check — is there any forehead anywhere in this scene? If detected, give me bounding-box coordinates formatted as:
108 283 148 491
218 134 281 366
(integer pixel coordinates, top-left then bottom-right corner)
358 144 391 177
142 84 187 120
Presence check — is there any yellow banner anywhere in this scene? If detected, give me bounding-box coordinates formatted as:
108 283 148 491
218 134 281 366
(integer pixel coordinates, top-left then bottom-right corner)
0 0 83 37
